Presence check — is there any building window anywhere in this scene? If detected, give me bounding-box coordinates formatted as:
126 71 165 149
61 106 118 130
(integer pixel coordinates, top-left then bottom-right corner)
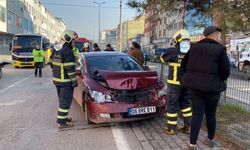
0 6 6 22
16 15 22 27
7 11 15 25
23 18 29 30
0 35 3 46
174 23 177 29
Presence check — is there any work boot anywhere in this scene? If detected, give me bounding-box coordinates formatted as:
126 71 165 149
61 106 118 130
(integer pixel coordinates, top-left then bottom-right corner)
204 139 219 148
66 117 73 125
188 145 201 150
57 118 73 129
164 127 176 135
178 125 190 134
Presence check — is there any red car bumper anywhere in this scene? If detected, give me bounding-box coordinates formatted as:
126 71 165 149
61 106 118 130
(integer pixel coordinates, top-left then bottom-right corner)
87 96 167 124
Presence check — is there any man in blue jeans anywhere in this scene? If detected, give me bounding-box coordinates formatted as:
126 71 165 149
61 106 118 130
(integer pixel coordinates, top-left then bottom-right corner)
181 26 230 149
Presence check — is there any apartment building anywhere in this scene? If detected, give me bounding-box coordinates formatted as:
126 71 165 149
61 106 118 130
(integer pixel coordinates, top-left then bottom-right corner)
0 0 67 54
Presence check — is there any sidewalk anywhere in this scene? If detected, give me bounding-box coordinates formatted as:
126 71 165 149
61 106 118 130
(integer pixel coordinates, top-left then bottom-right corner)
0 55 12 61
131 115 228 150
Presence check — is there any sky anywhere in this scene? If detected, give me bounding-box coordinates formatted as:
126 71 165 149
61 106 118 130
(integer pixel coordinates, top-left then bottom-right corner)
40 0 138 41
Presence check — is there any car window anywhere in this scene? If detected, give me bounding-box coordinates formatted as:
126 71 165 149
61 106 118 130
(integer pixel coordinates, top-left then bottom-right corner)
244 43 250 52
87 55 143 75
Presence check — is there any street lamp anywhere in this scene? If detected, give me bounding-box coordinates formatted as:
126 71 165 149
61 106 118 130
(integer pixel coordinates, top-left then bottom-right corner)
119 0 122 52
93 1 106 45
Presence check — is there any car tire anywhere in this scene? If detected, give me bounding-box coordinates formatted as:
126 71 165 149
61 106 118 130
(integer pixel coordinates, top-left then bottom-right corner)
84 95 93 124
242 65 250 80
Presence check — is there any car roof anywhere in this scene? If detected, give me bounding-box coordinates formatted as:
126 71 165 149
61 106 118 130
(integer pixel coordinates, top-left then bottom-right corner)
81 52 127 58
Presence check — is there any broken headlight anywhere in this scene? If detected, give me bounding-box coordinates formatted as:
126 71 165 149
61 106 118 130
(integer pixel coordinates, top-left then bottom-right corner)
158 86 167 97
90 90 112 103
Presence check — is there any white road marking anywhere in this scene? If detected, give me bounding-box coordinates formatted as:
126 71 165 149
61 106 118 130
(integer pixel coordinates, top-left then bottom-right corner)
0 99 26 107
111 125 131 150
0 74 33 95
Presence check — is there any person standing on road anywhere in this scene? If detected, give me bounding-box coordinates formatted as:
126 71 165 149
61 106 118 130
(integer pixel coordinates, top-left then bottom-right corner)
51 30 79 129
181 26 230 149
93 43 101 52
128 41 144 66
82 43 90 52
104 44 115 52
32 44 45 77
160 29 192 135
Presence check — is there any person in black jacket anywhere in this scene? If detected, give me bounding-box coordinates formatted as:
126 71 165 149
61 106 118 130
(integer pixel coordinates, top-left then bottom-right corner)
51 30 79 129
181 26 230 149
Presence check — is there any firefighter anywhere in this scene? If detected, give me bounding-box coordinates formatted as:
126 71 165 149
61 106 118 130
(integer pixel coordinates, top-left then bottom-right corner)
51 30 78 128
32 44 45 77
160 29 192 135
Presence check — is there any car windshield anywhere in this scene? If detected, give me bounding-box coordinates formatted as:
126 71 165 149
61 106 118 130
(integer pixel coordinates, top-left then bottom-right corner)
242 43 250 52
87 55 144 75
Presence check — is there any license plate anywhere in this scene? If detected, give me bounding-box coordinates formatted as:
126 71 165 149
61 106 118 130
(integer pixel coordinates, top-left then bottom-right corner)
22 62 30 64
128 106 156 116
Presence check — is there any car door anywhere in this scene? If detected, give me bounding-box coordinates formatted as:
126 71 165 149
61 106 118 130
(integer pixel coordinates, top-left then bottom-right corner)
73 55 86 106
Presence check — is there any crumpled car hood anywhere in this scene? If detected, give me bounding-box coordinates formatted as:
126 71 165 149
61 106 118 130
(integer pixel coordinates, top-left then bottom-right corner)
97 71 158 90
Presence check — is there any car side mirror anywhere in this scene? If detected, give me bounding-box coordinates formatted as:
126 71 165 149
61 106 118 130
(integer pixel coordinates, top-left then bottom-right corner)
143 66 150 70
9 43 12 51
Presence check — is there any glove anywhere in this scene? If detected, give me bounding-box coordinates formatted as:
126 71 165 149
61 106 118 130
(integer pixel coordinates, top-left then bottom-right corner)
72 80 78 87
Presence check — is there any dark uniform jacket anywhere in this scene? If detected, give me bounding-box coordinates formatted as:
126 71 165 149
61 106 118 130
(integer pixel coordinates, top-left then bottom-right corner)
51 43 76 86
161 47 185 86
181 38 230 93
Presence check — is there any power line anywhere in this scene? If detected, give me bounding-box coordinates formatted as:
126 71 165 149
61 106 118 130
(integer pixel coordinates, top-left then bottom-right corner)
41 2 130 9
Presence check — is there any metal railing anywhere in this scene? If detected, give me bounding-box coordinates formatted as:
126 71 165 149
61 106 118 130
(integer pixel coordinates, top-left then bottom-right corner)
217 67 250 149
158 63 250 149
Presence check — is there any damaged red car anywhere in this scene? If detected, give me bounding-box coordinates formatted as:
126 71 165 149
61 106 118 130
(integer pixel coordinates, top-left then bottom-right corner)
73 52 167 124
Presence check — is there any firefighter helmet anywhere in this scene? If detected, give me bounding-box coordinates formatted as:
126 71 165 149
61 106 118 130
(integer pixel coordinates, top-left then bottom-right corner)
61 30 78 43
173 29 190 44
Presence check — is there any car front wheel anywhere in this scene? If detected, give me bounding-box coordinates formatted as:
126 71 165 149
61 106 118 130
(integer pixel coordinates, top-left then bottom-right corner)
84 95 93 124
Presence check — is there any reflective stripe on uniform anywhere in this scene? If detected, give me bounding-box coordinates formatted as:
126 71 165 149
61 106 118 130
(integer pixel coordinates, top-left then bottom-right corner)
57 115 68 119
167 80 180 85
52 61 75 67
71 77 77 81
61 65 64 80
167 120 178 125
160 54 165 63
53 77 71 82
58 108 69 113
181 107 191 113
68 72 76 76
64 62 75 66
166 113 178 117
183 112 192 117
167 63 181 85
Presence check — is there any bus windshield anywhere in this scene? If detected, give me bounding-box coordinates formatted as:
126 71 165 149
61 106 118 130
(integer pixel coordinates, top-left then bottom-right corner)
13 35 41 50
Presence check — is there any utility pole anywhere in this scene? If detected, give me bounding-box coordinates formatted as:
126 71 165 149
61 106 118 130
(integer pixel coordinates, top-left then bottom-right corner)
93 1 106 45
119 0 123 52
